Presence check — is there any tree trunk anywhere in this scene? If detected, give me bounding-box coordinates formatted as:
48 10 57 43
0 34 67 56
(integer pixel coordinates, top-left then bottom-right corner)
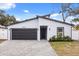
62 12 65 22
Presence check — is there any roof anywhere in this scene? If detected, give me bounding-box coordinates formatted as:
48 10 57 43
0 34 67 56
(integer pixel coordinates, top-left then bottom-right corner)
8 15 74 26
38 16 74 26
7 17 38 26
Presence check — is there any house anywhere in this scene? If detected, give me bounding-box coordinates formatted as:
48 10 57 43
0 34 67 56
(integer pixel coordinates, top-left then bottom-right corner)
7 15 73 41
0 25 8 40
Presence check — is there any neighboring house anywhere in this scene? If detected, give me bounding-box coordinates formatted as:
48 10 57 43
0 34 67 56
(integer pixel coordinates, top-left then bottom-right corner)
7 15 73 41
0 25 8 40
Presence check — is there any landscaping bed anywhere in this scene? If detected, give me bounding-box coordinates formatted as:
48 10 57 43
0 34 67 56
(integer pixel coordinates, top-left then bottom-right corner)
50 41 79 56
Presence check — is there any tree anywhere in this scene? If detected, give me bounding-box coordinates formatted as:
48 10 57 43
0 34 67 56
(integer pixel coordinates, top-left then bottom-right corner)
72 18 79 22
0 10 6 25
60 3 72 22
71 6 79 30
70 6 79 16
73 25 79 30
0 10 16 26
60 3 79 30
4 14 16 25
60 3 79 21
72 18 79 30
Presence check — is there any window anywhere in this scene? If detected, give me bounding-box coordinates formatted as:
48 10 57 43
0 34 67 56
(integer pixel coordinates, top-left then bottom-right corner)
57 27 64 37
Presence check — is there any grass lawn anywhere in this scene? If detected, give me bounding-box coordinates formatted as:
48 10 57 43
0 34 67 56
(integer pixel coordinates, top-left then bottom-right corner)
50 41 79 56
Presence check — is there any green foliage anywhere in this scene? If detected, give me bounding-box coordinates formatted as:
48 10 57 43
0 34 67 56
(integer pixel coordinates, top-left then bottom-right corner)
72 18 79 22
63 36 72 40
49 35 72 42
73 25 79 30
0 9 16 26
57 32 63 40
72 18 79 30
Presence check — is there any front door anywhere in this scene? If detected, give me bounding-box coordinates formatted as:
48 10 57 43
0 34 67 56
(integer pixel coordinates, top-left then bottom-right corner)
40 26 47 40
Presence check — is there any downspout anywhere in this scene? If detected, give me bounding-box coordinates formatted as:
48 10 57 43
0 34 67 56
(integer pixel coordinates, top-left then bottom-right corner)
70 21 72 39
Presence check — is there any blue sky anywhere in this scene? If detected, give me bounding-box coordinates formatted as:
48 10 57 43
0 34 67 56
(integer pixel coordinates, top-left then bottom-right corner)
0 3 78 22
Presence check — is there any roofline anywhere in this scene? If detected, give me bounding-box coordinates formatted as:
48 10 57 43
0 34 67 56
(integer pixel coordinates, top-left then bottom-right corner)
7 17 38 26
38 16 74 26
7 16 74 27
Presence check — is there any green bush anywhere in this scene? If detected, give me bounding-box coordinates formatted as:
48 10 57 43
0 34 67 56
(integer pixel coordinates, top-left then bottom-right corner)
49 36 73 42
63 36 72 41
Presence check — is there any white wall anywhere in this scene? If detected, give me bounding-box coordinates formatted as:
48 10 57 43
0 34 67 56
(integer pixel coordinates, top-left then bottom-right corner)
39 18 72 40
50 21 72 38
72 30 79 40
38 18 52 40
8 19 39 40
8 17 72 41
0 28 8 40
8 19 38 29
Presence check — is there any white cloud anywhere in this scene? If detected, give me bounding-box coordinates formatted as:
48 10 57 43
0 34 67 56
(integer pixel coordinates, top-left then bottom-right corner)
66 16 75 20
50 13 59 17
16 18 22 21
50 13 76 23
66 16 76 23
0 3 16 10
50 13 63 21
24 10 29 13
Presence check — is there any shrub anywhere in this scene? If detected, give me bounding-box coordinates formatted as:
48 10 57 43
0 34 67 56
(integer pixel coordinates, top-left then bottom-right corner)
63 36 72 41
49 35 73 42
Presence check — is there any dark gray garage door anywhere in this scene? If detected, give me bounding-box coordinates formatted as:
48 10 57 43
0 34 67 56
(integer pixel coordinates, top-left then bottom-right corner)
12 29 37 40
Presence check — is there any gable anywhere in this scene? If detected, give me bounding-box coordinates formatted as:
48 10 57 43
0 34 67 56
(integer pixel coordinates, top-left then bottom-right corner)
8 19 38 29
39 17 73 26
8 16 73 27
38 17 72 28
38 18 52 26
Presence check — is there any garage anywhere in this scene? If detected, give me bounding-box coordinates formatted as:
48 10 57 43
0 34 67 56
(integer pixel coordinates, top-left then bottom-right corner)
11 29 37 40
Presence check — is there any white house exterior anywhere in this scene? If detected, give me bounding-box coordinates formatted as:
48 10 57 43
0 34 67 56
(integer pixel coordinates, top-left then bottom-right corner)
0 25 8 40
7 16 73 41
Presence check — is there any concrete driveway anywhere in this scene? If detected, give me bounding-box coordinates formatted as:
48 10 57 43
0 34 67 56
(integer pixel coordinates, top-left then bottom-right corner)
0 40 57 56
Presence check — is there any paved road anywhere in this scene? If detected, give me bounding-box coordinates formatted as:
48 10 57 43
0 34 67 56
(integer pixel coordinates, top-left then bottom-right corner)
0 40 57 56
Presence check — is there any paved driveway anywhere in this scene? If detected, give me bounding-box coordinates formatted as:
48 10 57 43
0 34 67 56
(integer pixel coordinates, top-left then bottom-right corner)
0 40 57 56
